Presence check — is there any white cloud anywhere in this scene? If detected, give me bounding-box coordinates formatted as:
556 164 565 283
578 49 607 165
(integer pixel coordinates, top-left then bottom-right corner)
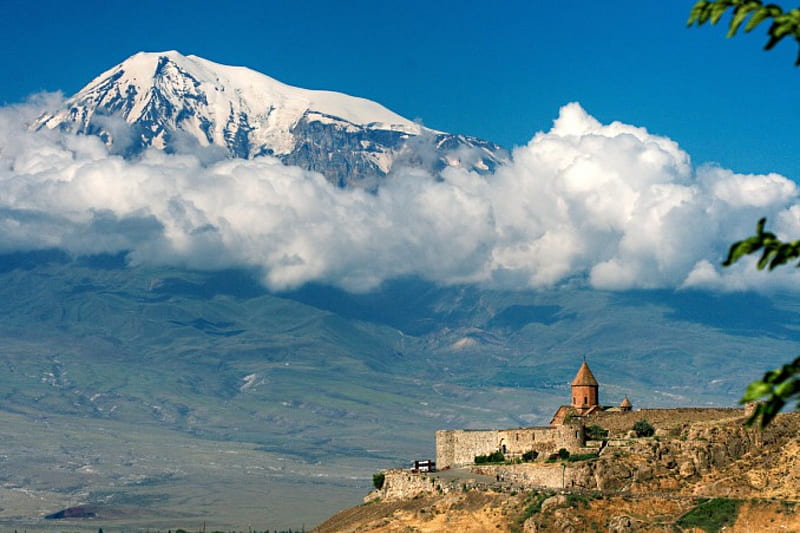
1 97 799 293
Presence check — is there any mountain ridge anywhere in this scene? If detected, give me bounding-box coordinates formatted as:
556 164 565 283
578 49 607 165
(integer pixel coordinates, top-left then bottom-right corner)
33 51 508 187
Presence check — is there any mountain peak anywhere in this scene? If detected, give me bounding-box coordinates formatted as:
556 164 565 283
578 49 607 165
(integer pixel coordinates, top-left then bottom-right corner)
34 52 506 186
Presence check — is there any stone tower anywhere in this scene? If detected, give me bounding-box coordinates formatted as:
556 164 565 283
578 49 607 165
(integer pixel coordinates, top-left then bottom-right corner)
620 395 632 411
571 360 599 414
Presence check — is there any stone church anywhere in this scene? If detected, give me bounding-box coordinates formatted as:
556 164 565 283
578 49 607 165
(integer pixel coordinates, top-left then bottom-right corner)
436 360 632 469
550 360 632 425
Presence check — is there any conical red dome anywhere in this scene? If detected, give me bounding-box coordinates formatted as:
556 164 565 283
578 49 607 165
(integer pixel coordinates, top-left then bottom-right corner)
571 361 598 387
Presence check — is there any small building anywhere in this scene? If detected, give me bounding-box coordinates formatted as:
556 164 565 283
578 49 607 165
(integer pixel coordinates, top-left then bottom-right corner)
412 459 436 473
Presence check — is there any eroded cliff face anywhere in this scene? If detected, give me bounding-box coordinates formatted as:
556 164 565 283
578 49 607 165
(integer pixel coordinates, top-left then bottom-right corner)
571 414 799 497
569 419 763 493
315 412 800 532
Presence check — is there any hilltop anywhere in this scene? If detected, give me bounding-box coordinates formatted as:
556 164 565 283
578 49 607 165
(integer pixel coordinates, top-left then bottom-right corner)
315 412 800 532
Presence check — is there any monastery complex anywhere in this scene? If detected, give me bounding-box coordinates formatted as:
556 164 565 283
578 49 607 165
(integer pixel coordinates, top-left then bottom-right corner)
435 360 745 469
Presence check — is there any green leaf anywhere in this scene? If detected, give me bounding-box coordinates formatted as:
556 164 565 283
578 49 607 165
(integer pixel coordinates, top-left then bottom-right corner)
729 4 760 36
773 379 795 398
711 3 731 24
766 4 784 17
742 380 771 401
768 243 789 269
755 217 765 234
745 7 775 31
688 1 712 25
766 34 782 49
773 19 797 38
760 399 784 426
722 236 764 266
757 247 775 269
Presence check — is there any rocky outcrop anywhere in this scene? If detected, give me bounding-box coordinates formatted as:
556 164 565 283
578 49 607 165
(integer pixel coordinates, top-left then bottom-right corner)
364 469 446 502
327 413 800 532
553 416 764 493
606 515 645 532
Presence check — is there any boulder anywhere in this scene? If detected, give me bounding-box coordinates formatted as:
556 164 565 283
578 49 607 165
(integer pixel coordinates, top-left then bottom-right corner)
540 494 568 513
608 515 644 532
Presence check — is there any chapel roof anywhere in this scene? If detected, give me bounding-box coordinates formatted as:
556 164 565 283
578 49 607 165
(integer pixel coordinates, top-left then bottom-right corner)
571 361 599 387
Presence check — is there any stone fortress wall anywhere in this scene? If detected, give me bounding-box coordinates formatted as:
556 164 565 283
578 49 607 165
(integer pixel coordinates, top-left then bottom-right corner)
586 407 746 436
436 423 583 469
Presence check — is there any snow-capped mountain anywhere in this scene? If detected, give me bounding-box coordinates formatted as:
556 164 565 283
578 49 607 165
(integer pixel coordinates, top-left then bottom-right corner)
34 51 507 187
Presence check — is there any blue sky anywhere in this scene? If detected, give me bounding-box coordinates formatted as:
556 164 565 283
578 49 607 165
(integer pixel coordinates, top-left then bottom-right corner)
1 0 798 179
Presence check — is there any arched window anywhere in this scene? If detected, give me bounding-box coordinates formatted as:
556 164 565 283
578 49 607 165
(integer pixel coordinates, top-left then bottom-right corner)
584 396 588 405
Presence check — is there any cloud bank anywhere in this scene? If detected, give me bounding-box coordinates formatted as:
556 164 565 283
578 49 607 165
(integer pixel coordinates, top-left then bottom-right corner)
2 96 799 293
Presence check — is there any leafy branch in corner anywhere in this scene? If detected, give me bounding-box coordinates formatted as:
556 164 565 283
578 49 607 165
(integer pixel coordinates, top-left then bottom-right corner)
741 356 800 426
691 0 800 426
723 217 800 270
723 217 800 426
688 1 800 65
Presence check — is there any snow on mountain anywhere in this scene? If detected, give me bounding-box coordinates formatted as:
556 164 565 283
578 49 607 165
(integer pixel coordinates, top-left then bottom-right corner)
34 51 507 187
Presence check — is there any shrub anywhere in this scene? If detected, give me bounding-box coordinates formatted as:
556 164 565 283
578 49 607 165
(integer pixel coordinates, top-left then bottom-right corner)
518 490 555 524
557 448 570 459
474 450 505 464
565 452 598 462
586 424 609 440
522 450 538 462
633 419 655 437
566 493 592 508
676 498 742 533
372 471 385 490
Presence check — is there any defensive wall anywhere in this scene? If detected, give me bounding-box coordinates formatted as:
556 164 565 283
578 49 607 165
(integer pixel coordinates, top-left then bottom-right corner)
436 423 584 469
365 463 583 502
585 407 745 436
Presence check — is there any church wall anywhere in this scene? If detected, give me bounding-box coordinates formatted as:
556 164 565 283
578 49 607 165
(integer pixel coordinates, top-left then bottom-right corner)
436 424 584 469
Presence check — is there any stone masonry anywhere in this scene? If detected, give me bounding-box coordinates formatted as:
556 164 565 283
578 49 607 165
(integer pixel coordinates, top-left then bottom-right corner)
436 423 583 469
